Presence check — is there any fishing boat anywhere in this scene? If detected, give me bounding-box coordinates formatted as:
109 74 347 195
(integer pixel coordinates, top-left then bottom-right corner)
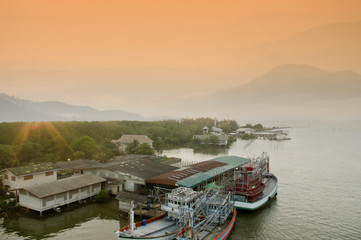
233 152 278 210
115 188 202 240
175 184 236 240
115 212 179 240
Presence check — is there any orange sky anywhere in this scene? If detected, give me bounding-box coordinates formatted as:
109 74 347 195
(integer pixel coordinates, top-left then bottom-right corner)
1 0 361 70
1 0 361 116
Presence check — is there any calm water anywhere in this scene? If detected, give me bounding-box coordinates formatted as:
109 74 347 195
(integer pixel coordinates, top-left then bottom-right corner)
1 121 361 239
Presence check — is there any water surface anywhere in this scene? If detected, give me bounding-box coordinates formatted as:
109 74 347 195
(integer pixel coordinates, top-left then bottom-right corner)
1 122 361 239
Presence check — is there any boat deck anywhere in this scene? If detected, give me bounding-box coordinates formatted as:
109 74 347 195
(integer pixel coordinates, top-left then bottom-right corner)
134 218 178 237
199 224 222 240
198 209 236 240
259 175 277 200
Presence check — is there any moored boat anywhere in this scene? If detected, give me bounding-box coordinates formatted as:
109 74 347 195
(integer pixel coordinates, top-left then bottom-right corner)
115 213 179 240
176 208 236 240
175 184 236 240
233 153 278 210
115 188 202 240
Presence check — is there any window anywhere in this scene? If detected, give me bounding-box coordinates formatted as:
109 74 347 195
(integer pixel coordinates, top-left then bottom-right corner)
4 174 8 180
11 176 16 181
43 195 54 207
69 189 79 199
56 193 64 199
45 171 54 176
24 175 33 180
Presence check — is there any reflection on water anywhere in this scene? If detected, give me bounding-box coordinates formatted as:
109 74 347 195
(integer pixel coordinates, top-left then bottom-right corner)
1 200 127 240
192 146 228 155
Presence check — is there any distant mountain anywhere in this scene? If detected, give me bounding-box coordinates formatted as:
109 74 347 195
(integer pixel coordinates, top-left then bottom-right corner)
0 94 145 122
170 64 361 120
212 64 361 102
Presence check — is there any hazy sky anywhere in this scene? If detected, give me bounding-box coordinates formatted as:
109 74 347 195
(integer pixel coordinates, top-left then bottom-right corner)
1 0 361 117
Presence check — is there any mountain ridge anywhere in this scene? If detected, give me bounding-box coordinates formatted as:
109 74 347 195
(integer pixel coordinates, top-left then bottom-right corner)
167 64 361 119
0 93 145 122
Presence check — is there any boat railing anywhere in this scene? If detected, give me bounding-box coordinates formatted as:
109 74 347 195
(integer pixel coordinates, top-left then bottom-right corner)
192 191 233 239
118 214 165 232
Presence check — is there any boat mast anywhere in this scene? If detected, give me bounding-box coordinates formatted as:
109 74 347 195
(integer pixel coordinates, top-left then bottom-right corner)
129 201 135 236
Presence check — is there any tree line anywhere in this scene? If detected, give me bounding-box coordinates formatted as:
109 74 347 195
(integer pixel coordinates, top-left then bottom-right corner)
0 118 239 169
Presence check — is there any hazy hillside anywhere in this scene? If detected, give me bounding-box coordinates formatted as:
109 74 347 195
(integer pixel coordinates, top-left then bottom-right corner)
0 93 145 122
170 64 361 120
214 64 361 101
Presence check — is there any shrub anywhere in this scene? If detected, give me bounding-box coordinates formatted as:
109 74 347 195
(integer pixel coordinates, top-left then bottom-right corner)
94 190 111 202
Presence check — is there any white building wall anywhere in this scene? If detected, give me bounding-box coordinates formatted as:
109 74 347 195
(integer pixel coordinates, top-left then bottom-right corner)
18 183 102 213
18 190 42 212
124 181 135 192
2 170 57 192
85 169 145 193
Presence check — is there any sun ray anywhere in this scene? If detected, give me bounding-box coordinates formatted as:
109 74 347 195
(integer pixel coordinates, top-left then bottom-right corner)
13 122 74 164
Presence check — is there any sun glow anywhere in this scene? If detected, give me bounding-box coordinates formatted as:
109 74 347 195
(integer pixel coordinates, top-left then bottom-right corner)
13 122 73 161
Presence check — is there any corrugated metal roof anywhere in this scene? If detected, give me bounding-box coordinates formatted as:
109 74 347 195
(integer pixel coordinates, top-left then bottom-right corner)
103 155 178 179
146 156 249 188
146 161 226 187
24 173 106 198
55 156 178 180
7 162 58 176
55 159 102 170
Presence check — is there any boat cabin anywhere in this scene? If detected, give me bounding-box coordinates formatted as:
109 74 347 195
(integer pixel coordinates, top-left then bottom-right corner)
161 187 201 221
233 163 265 202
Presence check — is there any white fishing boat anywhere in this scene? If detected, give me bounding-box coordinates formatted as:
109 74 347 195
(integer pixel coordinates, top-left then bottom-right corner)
115 213 179 240
115 188 202 240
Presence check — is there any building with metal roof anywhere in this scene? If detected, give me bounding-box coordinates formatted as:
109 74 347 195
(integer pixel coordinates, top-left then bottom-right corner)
146 156 249 189
55 159 102 171
56 155 178 194
2 163 59 195
112 134 153 152
5 162 58 176
18 173 106 215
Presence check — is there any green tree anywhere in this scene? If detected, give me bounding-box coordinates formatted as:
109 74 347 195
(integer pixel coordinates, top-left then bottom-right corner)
217 120 239 133
254 123 263 130
99 138 118 159
71 136 98 159
16 141 44 164
137 143 155 155
153 137 164 152
241 133 250 140
0 144 16 168
125 140 140 154
209 135 219 145
52 136 73 161
94 190 111 202
74 151 86 159
125 140 154 155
